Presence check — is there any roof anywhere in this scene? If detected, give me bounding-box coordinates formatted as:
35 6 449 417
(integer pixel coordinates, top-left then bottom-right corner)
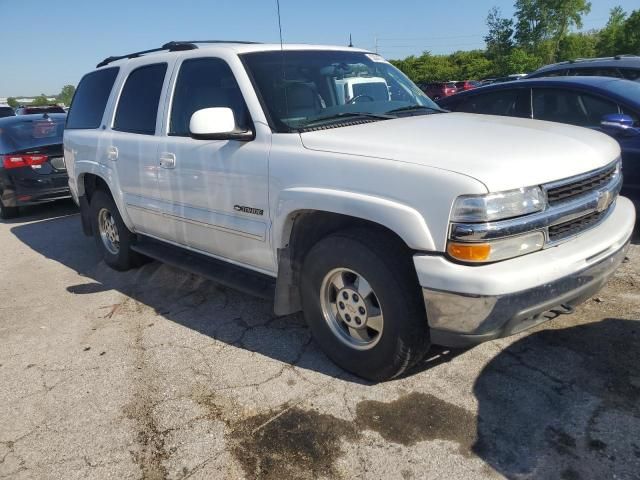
96 41 369 68
438 76 640 110
532 55 640 73
0 112 66 126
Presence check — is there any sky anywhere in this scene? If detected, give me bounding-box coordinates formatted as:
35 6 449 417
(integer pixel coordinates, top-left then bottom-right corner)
0 0 638 97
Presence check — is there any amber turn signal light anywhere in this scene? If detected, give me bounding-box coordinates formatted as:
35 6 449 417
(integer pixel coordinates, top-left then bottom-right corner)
447 242 491 262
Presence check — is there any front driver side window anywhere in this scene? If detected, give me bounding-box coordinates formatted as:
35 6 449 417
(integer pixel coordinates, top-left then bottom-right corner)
532 89 619 127
170 58 250 137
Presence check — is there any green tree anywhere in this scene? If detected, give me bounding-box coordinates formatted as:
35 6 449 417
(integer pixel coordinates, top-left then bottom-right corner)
620 10 640 54
504 48 544 73
56 85 75 106
485 7 514 61
514 0 549 51
558 31 597 60
30 94 51 106
6 97 18 108
596 6 627 56
514 0 591 62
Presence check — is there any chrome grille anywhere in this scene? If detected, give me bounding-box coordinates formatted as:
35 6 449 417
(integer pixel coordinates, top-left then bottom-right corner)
546 164 617 205
548 210 608 242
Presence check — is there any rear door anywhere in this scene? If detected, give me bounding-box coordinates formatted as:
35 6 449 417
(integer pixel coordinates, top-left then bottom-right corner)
110 62 172 238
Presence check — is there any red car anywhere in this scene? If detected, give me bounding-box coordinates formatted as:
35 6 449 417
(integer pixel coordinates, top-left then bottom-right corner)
454 80 481 91
418 82 458 100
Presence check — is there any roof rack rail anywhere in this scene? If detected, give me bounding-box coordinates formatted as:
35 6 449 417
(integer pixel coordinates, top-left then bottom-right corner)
96 40 260 68
614 54 639 59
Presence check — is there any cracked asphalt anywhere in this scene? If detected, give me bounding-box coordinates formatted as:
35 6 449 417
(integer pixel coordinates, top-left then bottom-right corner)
1 199 639 480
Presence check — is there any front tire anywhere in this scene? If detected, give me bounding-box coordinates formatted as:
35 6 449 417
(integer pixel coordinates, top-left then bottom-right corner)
301 229 430 381
90 190 142 271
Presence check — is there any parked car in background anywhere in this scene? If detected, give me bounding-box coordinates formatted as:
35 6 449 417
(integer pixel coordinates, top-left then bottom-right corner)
437 76 640 194
0 104 15 118
454 80 481 92
65 41 635 381
527 55 640 81
0 113 70 218
15 105 66 115
418 81 457 100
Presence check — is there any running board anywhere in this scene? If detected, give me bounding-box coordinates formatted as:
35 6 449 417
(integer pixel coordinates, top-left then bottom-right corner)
131 237 276 300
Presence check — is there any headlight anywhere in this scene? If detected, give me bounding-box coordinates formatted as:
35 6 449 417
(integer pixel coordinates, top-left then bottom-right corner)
451 186 544 223
447 231 545 263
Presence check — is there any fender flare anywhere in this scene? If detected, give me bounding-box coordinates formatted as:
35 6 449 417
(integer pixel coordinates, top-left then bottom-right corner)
273 187 436 251
75 161 136 232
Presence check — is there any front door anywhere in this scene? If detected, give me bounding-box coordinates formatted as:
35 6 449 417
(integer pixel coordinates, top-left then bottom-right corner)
156 57 272 273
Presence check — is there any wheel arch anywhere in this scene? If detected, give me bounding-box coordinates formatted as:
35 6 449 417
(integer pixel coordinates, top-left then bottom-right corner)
272 188 435 315
77 171 136 233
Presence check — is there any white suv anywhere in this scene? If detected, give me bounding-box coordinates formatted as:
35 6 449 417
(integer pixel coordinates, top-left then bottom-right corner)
64 41 635 381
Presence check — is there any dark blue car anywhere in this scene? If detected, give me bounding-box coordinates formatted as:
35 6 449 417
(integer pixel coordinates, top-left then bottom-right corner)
437 77 640 194
0 113 70 218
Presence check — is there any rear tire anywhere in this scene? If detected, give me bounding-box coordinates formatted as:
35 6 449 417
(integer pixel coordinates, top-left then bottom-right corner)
301 228 430 381
0 198 18 219
90 189 143 271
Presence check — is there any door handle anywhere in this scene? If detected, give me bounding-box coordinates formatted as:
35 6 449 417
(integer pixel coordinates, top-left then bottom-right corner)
107 146 118 161
159 152 176 169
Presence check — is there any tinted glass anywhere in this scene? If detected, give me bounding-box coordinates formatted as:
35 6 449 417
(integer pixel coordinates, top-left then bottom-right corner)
23 106 65 114
66 67 119 129
0 107 15 118
532 89 618 126
170 58 249 136
568 67 622 78
114 63 167 135
0 115 66 153
620 69 640 82
542 69 567 77
454 89 529 117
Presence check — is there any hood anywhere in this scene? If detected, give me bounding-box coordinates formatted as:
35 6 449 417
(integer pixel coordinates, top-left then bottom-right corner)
300 113 621 192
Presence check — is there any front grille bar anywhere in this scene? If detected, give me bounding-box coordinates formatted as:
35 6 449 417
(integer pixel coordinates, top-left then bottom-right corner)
449 160 622 245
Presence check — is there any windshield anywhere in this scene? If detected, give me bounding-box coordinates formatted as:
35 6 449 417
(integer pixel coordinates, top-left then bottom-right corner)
241 50 438 132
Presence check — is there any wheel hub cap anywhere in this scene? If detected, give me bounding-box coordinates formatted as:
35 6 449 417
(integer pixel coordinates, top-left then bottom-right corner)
320 268 384 350
98 208 120 255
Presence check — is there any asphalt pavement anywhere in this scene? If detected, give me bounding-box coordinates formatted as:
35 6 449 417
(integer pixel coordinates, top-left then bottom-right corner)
1 200 639 480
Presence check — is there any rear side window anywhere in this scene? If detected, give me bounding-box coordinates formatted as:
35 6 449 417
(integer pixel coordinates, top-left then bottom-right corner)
567 67 622 78
169 58 249 136
532 89 619 126
0 107 15 118
455 89 530 117
66 67 119 129
114 63 167 135
620 69 640 82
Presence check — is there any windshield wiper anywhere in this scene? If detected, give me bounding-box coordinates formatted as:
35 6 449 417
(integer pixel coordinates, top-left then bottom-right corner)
386 105 447 114
303 112 394 128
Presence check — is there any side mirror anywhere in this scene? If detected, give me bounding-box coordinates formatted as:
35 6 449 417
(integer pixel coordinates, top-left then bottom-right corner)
600 113 639 137
189 107 253 141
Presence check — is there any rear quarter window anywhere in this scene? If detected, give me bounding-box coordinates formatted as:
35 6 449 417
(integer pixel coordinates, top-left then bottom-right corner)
0 107 15 118
66 67 119 129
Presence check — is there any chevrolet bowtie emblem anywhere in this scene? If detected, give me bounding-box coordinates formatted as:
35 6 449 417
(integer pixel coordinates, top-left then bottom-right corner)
595 190 611 213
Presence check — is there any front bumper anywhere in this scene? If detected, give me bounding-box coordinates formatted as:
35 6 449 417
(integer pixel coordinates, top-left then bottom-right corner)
416 196 635 348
